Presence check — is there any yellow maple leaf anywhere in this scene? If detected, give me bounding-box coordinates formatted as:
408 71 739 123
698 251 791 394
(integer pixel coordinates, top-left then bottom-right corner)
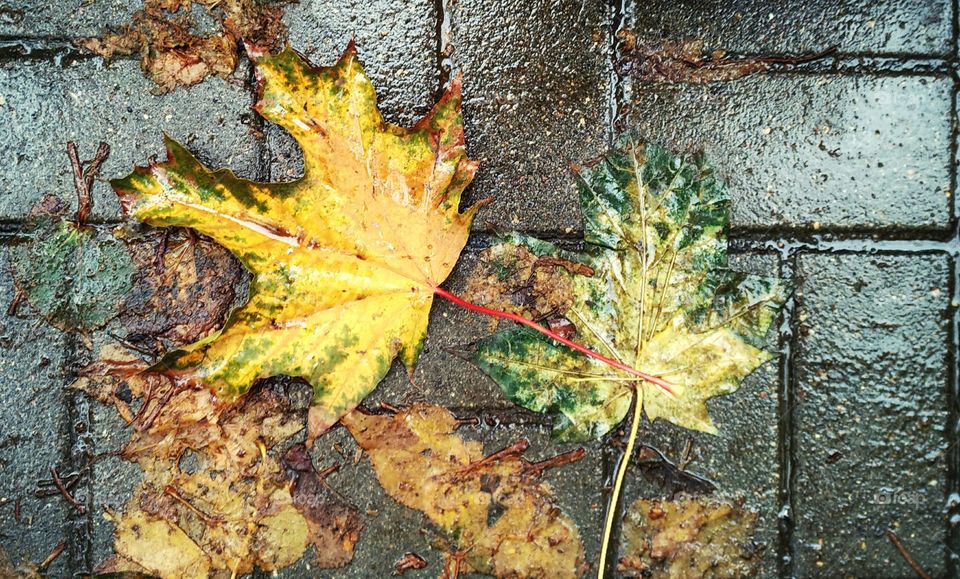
112 43 485 437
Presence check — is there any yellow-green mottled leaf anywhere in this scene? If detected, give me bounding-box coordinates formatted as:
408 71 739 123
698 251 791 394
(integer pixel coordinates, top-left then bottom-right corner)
472 139 788 440
111 44 482 438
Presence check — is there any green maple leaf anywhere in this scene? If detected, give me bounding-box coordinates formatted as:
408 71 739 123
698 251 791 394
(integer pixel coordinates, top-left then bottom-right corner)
111 45 482 437
471 139 788 441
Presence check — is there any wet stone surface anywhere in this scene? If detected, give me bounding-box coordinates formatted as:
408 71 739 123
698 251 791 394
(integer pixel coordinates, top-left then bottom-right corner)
281 0 438 128
0 0 137 38
267 0 438 185
792 253 950 577
0 58 259 223
0 0 955 577
626 74 952 233
624 0 953 56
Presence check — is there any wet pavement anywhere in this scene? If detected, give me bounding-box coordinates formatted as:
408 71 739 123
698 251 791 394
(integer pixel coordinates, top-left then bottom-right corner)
0 0 957 577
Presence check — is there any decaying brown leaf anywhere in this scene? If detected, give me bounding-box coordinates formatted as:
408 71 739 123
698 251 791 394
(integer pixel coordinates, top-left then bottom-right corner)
617 497 763 578
121 229 245 352
393 551 429 576
618 37 770 84
462 242 590 334
77 0 285 92
617 34 835 84
86 377 360 577
342 405 586 578
282 444 363 569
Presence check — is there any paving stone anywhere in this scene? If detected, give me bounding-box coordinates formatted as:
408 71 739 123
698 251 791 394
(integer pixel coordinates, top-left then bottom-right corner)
624 0 952 57
0 58 260 222
267 0 438 182
626 74 952 232
0 1 136 38
87 405 143 572
614 252 784 578
0 244 71 575
792 252 950 577
446 0 611 235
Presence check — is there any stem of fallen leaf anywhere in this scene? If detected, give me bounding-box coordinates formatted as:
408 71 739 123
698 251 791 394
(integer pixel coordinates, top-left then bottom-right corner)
453 415 480 429
885 529 931 579
597 388 641 578
164 485 221 525
49 467 86 514
378 401 403 414
6 287 24 317
432 286 676 395
454 438 530 479
37 540 66 572
521 447 586 477
316 463 341 480
66 142 109 226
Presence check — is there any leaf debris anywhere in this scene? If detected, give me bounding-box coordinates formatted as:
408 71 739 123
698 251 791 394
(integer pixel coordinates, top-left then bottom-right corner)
95 383 361 577
77 0 286 92
617 497 763 578
617 34 836 84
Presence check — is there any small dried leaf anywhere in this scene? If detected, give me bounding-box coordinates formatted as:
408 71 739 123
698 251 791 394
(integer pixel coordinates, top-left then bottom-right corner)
619 38 770 84
462 242 587 323
283 444 363 568
618 497 763 578
9 196 134 332
121 229 244 350
342 405 586 578
77 0 285 91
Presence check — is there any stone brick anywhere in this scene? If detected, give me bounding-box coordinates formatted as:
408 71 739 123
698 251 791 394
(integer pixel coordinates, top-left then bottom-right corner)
0 58 260 222
614 252 784 577
625 0 952 57
0 245 71 575
627 74 952 232
88 407 142 572
447 0 611 235
0 1 136 38
792 252 950 577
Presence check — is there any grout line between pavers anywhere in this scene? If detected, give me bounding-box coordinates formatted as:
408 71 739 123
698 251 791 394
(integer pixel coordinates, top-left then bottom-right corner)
64 334 93 573
946 254 959 576
944 0 960 571
433 0 452 101
775 252 800 579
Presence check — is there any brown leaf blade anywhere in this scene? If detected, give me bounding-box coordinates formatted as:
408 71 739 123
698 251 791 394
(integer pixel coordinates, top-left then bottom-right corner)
342 405 586 578
618 497 763 578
